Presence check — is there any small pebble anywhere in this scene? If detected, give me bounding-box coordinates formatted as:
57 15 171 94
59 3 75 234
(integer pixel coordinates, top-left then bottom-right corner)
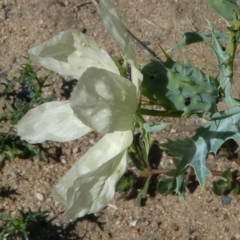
17 12 23 18
130 220 138 226
34 165 40 171
0 66 11 75
170 128 176 133
235 234 240 240
10 56 16 64
83 140 90 147
221 195 231 205
72 147 78 154
10 171 17 178
65 149 71 155
61 158 67 164
11 211 17 218
63 1 69 6
36 192 44 201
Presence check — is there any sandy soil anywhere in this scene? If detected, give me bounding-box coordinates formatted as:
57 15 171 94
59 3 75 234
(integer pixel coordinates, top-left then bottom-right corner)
1 0 240 239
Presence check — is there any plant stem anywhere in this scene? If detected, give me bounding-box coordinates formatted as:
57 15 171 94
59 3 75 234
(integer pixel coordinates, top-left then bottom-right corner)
140 109 183 117
140 108 204 118
148 168 240 178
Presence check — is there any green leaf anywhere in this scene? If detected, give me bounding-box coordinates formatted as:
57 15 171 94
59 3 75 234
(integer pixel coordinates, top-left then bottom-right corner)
128 151 145 171
136 177 150 206
210 34 232 104
169 29 228 52
116 173 135 192
142 122 171 133
213 179 229 195
204 0 240 21
134 114 151 167
0 208 48 240
0 133 46 166
157 178 176 195
233 184 240 194
210 24 240 108
163 138 211 189
139 136 149 166
141 57 218 115
222 169 233 182
165 169 176 177
175 174 186 199
209 106 240 153
162 106 240 191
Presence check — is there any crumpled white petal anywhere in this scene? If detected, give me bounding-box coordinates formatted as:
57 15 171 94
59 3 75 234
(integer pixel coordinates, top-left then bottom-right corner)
97 0 137 64
129 60 143 94
70 67 138 133
28 29 119 79
97 0 142 92
52 130 132 219
17 101 91 143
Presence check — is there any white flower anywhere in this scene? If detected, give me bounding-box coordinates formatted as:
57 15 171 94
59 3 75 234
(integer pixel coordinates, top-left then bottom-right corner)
70 67 138 133
17 101 91 144
17 29 120 144
98 0 142 92
29 29 120 78
17 0 142 219
52 131 132 219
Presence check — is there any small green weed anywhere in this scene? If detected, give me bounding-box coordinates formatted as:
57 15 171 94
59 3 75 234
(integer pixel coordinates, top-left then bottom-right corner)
0 58 54 166
0 208 48 240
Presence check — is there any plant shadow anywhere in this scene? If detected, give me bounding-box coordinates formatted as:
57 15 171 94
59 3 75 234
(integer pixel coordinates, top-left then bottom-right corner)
28 213 106 240
0 186 19 199
27 216 79 240
61 79 77 99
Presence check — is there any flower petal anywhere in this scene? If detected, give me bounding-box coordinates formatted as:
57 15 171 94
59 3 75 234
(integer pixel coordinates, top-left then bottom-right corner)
70 67 138 133
129 60 143 94
53 131 133 219
97 0 142 92
28 29 119 79
98 0 137 64
17 101 91 143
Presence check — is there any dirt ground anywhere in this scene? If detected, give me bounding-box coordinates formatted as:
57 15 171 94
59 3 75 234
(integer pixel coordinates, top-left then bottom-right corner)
2 0 240 239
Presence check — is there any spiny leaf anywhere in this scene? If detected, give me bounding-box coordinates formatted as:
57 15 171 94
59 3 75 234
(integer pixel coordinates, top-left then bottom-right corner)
204 0 240 21
210 25 240 107
162 137 211 189
162 106 240 191
168 29 228 52
141 57 218 115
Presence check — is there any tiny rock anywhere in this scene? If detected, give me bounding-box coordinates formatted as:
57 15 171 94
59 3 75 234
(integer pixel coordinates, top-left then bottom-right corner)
170 128 176 133
130 220 138 226
72 147 78 154
36 192 44 201
61 158 67 164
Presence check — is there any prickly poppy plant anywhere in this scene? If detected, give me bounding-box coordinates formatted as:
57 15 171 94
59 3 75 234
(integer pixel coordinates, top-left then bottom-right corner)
17 0 240 219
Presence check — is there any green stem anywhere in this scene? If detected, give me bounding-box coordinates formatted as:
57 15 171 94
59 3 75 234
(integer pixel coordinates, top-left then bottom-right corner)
140 108 183 117
221 13 240 107
148 168 240 178
140 108 204 118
